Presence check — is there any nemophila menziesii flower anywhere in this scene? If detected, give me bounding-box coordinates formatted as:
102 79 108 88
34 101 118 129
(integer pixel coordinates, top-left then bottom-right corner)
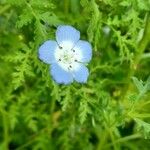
38 25 92 84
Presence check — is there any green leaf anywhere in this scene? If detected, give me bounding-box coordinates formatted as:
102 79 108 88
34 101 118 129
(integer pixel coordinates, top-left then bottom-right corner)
137 0 150 11
7 0 24 6
134 118 150 139
79 98 91 124
132 76 150 99
16 8 33 28
119 1 131 6
132 77 144 92
39 12 62 26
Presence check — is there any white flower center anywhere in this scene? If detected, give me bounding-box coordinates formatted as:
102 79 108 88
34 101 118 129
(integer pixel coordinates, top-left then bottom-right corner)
54 41 82 72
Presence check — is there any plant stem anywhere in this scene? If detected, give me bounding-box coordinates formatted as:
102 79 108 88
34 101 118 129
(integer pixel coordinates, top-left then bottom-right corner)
0 5 10 15
109 129 118 150
3 113 9 150
64 0 69 14
104 134 141 148
134 13 150 68
16 127 48 150
97 129 108 150
141 53 150 59
122 13 150 101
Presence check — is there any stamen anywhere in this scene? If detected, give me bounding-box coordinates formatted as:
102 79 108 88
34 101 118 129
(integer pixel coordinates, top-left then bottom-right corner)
73 49 75 52
75 59 77 62
69 65 72 68
59 58 61 61
59 46 63 49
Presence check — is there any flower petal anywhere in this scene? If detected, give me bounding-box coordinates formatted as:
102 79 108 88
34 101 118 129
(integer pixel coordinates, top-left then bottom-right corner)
73 40 92 63
56 25 80 49
73 64 89 83
50 63 73 84
39 40 57 64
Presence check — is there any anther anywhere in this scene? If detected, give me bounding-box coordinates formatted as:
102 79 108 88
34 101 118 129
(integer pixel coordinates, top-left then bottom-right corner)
73 49 75 52
59 46 63 49
59 58 61 61
69 65 72 68
75 59 77 62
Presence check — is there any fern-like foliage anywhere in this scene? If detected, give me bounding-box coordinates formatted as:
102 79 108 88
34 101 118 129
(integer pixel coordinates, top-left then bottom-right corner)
0 0 150 149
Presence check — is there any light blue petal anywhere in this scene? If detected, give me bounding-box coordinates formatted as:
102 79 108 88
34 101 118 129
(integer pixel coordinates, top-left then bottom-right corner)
73 64 89 83
56 25 80 49
74 40 92 63
50 63 73 84
38 40 57 64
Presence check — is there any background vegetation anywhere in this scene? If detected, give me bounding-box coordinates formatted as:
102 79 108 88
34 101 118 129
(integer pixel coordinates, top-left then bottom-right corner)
0 0 150 149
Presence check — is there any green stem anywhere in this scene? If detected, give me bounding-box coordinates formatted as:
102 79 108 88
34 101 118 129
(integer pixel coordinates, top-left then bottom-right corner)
2 113 9 150
48 83 58 140
91 64 113 73
129 113 150 118
64 0 69 14
104 134 141 148
141 53 150 59
16 127 48 150
122 13 150 101
109 129 118 150
96 129 108 150
134 13 150 67
0 5 10 15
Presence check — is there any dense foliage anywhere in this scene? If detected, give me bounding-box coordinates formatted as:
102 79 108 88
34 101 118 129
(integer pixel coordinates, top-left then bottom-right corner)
0 0 150 149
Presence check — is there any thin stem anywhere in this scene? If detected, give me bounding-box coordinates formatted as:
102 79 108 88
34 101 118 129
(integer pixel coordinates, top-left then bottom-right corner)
91 64 114 73
108 129 118 150
134 13 150 66
141 53 150 59
64 0 69 14
2 113 9 150
0 5 10 15
137 100 150 108
104 134 141 148
122 13 150 101
48 83 57 135
96 129 108 150
16 127 48 150
129 113 150 118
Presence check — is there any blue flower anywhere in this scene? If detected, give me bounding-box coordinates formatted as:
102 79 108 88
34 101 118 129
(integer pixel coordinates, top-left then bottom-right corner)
38 25 92 84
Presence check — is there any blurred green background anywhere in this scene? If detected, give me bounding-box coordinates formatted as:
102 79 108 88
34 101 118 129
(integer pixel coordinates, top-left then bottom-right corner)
0 0 150 150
